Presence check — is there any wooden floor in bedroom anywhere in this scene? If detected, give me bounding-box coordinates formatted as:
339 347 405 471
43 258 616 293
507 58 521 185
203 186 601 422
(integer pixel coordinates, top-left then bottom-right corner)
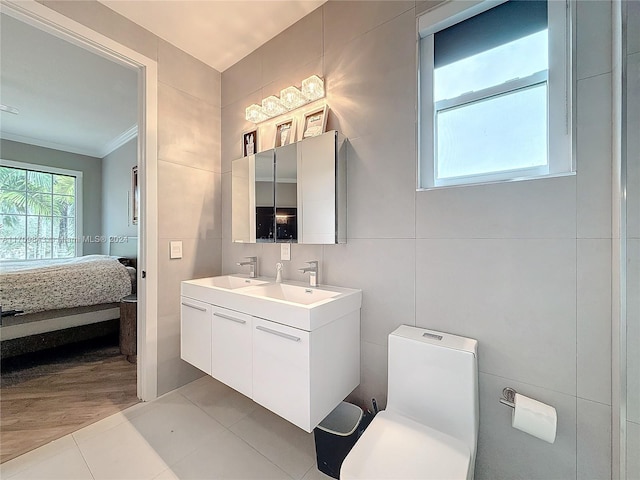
0 339 138 463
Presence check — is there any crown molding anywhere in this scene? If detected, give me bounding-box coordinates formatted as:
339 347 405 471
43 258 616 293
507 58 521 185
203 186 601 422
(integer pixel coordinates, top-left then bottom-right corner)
100 124 138 158
0 131 102 158
0 124 138 159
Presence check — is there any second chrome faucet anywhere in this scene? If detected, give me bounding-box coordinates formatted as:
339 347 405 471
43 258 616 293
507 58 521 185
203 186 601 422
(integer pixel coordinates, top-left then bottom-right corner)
299 260 318 287
237 256 258 278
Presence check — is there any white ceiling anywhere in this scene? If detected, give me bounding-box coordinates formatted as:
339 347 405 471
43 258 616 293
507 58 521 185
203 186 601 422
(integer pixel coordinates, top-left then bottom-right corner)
0 13 138 158
0 2 324 158
99 0 326 72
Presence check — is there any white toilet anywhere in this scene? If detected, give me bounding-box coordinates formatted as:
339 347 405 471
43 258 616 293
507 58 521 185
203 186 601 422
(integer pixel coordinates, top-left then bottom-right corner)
341 325 479 480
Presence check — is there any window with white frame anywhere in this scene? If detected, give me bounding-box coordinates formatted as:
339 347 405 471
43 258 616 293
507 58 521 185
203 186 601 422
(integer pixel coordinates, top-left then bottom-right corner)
0 161 82 260
418 0 573 188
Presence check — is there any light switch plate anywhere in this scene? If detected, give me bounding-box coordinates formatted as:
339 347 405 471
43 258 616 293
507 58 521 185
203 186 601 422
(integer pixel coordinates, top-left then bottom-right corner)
280 243 291 261
170 241 183 259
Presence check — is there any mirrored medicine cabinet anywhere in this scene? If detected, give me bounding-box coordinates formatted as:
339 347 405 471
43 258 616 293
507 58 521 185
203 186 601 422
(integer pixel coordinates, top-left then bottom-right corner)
232 130 346 245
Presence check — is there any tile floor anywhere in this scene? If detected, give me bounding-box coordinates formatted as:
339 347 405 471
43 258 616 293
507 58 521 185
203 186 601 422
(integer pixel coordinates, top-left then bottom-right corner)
0 376 332 480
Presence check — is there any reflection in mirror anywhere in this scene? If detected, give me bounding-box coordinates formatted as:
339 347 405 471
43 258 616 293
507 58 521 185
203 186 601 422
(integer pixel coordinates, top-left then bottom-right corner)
255 151 275 242
275 143 297 243
232 150 275 243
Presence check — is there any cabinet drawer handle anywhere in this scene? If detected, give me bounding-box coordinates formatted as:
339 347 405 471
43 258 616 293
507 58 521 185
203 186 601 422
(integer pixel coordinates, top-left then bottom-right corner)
256 325 300 342
181 302 207 312
214 312 246 324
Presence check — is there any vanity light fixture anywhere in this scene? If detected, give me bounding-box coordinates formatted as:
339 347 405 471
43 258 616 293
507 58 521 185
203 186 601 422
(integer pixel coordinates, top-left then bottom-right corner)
280 86 307 110
301 75 324 101
244 75 326 123
246 104 268 123
262 95 288 117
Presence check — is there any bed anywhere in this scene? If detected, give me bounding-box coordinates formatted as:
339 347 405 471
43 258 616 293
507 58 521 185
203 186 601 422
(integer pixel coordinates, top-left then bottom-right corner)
0 239 137 359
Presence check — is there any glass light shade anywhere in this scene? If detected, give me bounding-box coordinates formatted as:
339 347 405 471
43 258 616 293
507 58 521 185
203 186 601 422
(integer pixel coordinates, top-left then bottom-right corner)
245 104 268 123
261 96 287 117
279 86 307 110
301 75 325 101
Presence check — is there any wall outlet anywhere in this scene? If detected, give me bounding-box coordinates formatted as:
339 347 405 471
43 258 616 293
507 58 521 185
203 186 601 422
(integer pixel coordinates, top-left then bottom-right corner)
170 241 183 259
280 243 291 261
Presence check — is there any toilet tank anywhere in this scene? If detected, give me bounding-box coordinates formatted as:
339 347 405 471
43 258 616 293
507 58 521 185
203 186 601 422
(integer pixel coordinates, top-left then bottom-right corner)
386 325 479 459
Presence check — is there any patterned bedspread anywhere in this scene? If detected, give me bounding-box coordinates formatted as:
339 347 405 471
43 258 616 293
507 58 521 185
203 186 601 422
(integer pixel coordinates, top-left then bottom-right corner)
0 255 132 314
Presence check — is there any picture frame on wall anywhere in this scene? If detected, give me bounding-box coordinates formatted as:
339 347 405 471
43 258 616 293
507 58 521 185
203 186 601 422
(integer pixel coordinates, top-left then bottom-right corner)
131 166 139 226
242 128 258 157
302 105 328 138
274 118 296 148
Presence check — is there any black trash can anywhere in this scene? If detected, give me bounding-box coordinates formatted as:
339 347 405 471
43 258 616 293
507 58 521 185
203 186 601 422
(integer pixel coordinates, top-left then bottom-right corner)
314 402 364 479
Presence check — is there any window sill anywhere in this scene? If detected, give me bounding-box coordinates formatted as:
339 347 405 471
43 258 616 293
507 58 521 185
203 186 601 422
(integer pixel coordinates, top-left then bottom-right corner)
416 171 576 192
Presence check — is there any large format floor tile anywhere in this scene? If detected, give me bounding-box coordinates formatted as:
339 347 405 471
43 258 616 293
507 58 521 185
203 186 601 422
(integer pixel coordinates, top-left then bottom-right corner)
2 377 331 480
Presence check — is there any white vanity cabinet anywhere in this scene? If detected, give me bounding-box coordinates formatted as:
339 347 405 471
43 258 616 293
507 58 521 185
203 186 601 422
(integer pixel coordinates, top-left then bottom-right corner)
210 306 253 398
252 318 311 429
180 297 212 375
180 277 361 432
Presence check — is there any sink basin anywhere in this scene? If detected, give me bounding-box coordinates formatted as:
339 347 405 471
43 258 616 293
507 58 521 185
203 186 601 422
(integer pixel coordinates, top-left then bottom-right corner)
188 275 268 290
182 276 361 331
242 283 341 306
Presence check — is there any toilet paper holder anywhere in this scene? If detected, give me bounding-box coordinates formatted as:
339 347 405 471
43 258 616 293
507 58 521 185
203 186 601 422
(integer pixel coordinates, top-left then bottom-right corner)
499 387 517 408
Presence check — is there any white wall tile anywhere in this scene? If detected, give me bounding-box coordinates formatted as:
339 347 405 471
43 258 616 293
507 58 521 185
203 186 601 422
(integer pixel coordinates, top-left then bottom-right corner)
629 1 640 55
416 239 577 395
416 0 448 17
261 8 323 87
416 176 577 239
628 421 640 480
346 134 416 239
259 243 324 282
627 239 640 424
577 239 612 405
323 1 414 56
577 73 613 238
221 92 262 174
221 49 263 108
157 314 204 396
323 239 415 346
323 10 416 142
157 238 221 318
346 340 388 411
576 0 612 80
157 161 219 240
626 53 640 240
158 40 221 107
577 399 612 480
475 372 577 480
158 83 221 173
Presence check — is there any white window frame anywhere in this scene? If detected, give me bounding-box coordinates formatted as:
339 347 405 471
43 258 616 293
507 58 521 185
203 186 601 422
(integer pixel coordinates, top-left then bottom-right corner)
0 159 83 260
418 0 574 189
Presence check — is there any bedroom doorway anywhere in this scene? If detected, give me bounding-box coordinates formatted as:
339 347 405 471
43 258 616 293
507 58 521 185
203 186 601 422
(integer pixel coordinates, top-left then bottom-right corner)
0 0 158 461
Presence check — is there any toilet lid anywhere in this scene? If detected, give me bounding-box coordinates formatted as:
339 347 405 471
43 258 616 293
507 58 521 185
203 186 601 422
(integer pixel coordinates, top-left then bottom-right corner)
341 410 471 480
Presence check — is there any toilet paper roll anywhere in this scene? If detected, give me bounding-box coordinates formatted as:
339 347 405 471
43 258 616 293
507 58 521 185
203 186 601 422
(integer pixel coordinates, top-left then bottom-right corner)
512 393 557 444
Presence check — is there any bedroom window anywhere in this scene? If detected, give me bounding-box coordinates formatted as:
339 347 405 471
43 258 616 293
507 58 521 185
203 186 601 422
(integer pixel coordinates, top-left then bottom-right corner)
0 161 82 260
418 0 573 188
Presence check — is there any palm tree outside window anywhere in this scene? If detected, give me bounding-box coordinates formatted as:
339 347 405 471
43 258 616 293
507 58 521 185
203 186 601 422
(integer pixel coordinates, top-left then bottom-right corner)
0 165 78 260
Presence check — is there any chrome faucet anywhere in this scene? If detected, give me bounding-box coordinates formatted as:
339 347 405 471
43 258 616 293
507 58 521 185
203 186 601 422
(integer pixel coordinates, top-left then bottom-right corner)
237 256 258 278
299 260 318 287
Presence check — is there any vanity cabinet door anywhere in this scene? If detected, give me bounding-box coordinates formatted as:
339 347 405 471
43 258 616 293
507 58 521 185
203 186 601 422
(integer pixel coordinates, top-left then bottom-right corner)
211 306 253 398
252 318 311 431
180 297 212 375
